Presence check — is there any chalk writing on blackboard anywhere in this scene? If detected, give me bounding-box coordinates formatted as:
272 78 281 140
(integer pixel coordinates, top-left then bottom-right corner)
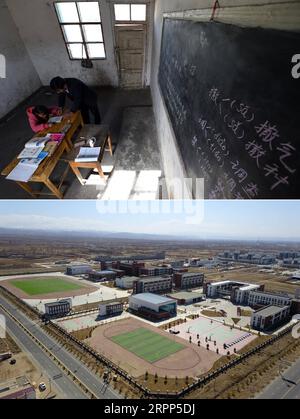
292 54 300 79
207 86 297 194
159 19 300 198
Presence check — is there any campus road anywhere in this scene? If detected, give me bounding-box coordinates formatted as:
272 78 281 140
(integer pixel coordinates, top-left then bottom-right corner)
257 357 300 399
0 294 121 400
1 307 87 399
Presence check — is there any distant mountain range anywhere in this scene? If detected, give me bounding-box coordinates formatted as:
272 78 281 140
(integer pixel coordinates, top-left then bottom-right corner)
0 227 299 245
0 227 176 241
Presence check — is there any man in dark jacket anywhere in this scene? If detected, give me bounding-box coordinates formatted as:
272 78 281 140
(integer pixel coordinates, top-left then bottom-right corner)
50 77 101 124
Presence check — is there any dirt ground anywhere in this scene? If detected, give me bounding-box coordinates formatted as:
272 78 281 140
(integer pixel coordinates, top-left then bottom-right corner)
1 276 97 300
0 332 63 399
87 318 220 379
186 332 300 399
0 352 38 383
201 310 223 317
204 266 300 294
0 334 20 354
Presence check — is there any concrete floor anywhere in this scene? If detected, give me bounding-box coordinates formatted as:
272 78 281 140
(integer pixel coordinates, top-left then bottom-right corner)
0 87 163 199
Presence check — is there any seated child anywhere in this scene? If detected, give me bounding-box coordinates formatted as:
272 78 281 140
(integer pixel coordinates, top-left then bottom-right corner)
26 105 61 133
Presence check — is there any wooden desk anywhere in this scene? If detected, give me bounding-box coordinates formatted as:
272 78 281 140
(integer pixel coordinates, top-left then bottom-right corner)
1 112 84 199
66 125 113 185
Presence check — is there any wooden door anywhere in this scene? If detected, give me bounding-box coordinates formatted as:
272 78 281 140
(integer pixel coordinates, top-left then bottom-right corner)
115 25 146 89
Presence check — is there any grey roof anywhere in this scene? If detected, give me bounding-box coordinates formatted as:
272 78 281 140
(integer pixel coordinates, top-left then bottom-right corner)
255 305 289 317
251 290 291 299
181 272 204 277
91 270 116 275
68 264 90 267
169 292 204 300
45 300 70 307
131 293 175 305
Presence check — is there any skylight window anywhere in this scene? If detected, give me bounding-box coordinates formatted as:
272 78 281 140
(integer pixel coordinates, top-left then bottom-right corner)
77 2 101 22
55 2 106 60
56 2 79 23
131 4 147 21
83 25 103 42
114 4 147 22
62 25 83 43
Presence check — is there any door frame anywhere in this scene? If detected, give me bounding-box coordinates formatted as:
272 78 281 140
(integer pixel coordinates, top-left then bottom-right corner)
115 24 147 88
108 0 153 88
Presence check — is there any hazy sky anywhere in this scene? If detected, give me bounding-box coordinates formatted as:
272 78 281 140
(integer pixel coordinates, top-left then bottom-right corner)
0 200 299 241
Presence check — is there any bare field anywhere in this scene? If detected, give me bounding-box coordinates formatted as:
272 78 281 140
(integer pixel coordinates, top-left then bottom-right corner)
0 352 37 383
1 233 299 290
0 334 20 354
205 267 299 294
0 333 59 399
186 332 300 399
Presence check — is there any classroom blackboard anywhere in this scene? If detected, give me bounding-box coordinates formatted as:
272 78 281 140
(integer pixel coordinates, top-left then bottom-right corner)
158 18 300 199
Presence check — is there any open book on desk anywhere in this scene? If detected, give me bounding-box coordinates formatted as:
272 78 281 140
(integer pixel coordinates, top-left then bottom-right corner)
6 152 48 182
25 136 49 149
48 116 63 124
25 133 65 149
75 147 101 162
18 147 45 159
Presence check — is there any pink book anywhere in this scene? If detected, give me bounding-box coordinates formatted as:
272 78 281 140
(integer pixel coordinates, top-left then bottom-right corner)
47 133 65 142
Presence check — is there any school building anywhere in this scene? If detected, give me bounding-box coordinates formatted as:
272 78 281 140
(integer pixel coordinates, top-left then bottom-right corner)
250 305 291 331
99 301 123 317
44 299 72 319
133 276 172 294
129 293 177 321
173 272 204 290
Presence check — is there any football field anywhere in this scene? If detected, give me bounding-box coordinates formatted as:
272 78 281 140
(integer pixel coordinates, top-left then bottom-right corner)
111 327 185 363
11 277 84 296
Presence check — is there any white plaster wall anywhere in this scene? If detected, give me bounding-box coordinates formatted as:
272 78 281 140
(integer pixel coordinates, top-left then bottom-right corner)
0 0 42 119
6 0 119 86
6 0 155 88
151 0 300 198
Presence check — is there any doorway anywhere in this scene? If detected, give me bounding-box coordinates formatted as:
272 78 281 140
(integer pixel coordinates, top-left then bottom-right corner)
115 24 146 89
112 3 149 89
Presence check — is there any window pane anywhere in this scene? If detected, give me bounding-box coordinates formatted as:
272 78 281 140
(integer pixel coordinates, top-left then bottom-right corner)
56 2 79 23
83 24 103 42
131 4 146 21
114 4 130 21
62 25 83 42
77 2 101 22
87 43 105 58
67 43 86 59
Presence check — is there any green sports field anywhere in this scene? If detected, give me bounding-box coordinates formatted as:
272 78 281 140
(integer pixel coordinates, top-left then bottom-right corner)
111 327 185 363
10 277 84 296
